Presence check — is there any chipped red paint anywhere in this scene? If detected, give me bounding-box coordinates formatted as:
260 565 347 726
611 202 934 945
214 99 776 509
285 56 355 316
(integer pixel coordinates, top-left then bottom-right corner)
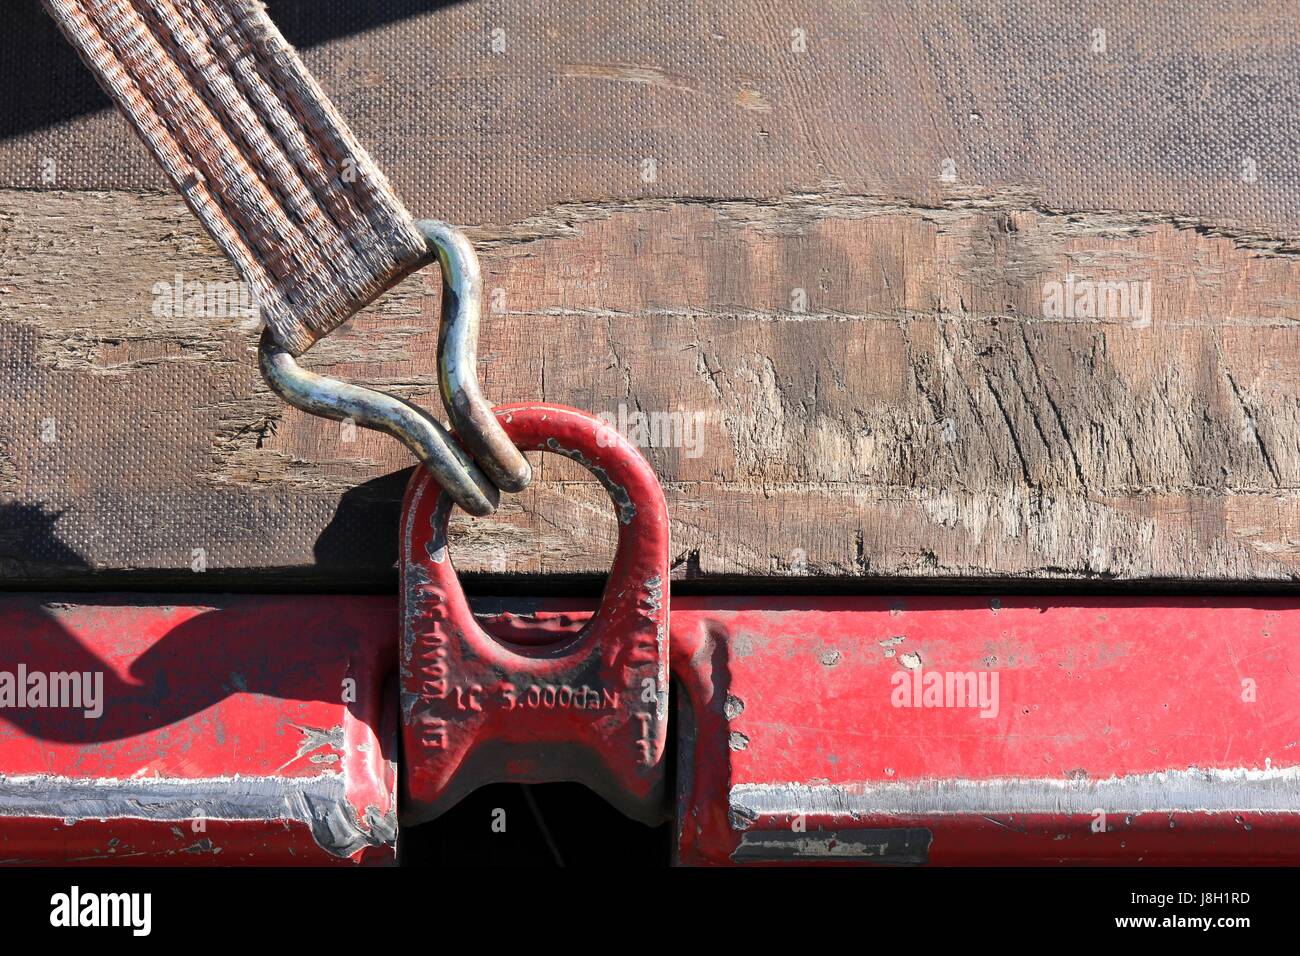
447 595 1300 864
669 597 1300 865
2 594 1298 864
0 596 397 865
3 549 1299 862
399 404 670 825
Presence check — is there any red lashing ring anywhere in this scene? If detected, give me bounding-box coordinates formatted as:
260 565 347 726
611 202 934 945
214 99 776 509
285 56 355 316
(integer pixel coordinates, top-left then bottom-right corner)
399 403 670 824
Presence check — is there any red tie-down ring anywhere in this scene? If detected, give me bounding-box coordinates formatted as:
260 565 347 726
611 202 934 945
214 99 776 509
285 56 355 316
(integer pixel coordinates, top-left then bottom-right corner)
399 403 670 825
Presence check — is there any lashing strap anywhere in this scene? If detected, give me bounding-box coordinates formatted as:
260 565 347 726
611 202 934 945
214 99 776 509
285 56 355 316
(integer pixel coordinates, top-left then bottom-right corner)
42 0 428 356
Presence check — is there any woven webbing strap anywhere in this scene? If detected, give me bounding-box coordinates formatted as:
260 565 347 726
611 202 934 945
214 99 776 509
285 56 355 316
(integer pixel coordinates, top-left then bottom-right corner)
43 0 429 356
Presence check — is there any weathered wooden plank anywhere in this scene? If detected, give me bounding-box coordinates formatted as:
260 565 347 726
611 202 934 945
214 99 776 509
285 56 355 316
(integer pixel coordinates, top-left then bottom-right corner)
4 1 1300 586
4 187 1300 585
6 1 1300 235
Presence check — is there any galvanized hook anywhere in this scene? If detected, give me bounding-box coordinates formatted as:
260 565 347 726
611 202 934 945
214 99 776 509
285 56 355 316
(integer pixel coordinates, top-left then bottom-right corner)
417 219 532 494
258 329 500 517
257 221 531 516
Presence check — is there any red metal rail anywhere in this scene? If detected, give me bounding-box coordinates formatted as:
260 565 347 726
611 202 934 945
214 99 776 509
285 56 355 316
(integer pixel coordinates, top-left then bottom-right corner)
2 593 1297 865
668 596 1300 865
0 596 397 865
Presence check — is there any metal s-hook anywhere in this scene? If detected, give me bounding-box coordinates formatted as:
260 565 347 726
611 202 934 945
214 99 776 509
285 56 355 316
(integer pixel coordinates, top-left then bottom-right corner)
257 220 531 516
418 220 531 495
258 329 500 516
